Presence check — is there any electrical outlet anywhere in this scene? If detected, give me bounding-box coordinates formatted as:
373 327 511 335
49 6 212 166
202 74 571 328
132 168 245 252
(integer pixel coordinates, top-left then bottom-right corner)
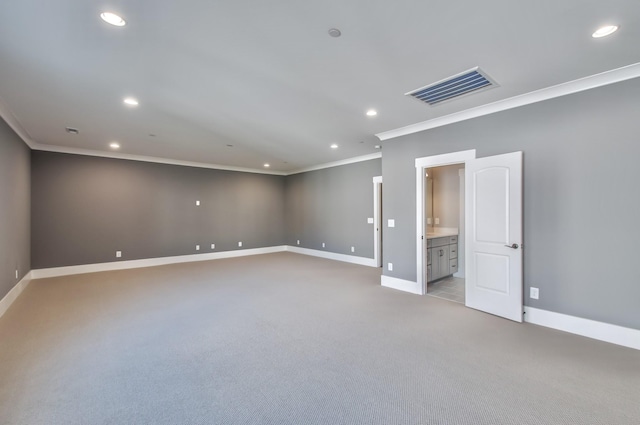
427 218 432 225
297 240 300 245
211 243 215 250
388 263 393 271
367 217 374 224
530 287 539 300
322 242 325 248
388 219 395 228
116 251 122 258
196 245 200 251
238 241 242 247
196 200 200 206
435 218 440 225
351 246 355 252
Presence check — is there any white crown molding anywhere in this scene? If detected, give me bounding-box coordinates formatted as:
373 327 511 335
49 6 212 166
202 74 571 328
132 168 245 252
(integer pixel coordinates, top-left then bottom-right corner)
30 144 382 177
524 307 640 351
8 63 640 174
0 272 32 319
286 152 382 175
285 246 376 267
0 98 36 148
31 143 288 176
377 62 640 141
1 92 379 177
31 246 287 279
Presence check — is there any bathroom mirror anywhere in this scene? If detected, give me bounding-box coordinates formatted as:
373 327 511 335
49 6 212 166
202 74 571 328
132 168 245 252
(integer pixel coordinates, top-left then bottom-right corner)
425 170 433 227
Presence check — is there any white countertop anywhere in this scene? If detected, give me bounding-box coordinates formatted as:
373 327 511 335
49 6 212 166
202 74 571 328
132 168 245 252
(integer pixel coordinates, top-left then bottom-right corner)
426 230 458 239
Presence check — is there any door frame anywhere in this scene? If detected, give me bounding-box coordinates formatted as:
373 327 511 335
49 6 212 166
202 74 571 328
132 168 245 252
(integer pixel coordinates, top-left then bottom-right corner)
415 150 476 295
373 176 383 267
454 168 466 278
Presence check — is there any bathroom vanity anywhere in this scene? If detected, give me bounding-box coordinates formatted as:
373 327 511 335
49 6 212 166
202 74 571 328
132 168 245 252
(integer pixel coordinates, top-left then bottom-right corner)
426 232 458 282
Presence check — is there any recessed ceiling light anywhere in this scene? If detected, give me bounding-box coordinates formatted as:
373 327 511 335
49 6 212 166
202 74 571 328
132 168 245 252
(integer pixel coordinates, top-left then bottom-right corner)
65 127 79 134
264 163 270 168
328 28 341 38
109 142 120 149
592 25 619 38
100 12 126 27
330 144 339 149
366 109 378 117
123 97 139 106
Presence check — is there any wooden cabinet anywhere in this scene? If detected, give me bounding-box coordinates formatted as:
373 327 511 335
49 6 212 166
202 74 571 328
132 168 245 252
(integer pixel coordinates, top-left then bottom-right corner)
426 248 432 281
427 235 458 282
433 245 449 280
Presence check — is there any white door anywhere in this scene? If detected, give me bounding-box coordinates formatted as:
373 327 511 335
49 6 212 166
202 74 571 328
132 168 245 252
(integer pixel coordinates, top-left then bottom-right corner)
465 151 523 322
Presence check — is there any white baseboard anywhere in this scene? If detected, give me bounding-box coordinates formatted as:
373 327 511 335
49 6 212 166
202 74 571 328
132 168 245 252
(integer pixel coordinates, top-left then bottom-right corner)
524 307 640 351
0 272 32 319
12 257 640 352
31 246 287 279
381 275 422 295
285 246 376 267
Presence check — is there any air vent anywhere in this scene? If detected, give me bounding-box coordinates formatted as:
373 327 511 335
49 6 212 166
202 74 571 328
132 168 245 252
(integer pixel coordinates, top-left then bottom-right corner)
406 67 498 106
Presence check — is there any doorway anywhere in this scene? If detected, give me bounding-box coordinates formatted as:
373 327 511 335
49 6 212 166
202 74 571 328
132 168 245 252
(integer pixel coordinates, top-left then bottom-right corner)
425 164 465 304
373 176 382 267
415 150 524 322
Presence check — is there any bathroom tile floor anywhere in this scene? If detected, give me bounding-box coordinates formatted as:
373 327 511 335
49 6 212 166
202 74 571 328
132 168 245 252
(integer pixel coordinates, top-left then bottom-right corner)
427 276 465 304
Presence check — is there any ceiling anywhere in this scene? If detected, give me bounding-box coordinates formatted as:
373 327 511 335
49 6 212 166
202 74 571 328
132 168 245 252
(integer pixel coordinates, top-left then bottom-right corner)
1 0 639 173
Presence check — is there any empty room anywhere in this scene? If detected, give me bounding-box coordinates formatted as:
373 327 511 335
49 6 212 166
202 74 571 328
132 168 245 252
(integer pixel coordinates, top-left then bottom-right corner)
1 1 639 424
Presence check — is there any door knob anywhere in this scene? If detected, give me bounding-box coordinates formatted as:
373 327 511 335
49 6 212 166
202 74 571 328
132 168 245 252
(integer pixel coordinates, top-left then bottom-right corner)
504 243 519 249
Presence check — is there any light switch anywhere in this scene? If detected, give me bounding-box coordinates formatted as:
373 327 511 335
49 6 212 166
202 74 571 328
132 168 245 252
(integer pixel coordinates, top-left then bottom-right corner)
196 200 200 206
388 219 395 228
367 217 374 224
435 218 440 225
427 218 432 225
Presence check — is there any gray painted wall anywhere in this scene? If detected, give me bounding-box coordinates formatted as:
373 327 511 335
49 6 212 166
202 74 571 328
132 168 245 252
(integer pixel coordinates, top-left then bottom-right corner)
285 159 381 258
0 118 30 300
382 77 640 330
31 152 286 269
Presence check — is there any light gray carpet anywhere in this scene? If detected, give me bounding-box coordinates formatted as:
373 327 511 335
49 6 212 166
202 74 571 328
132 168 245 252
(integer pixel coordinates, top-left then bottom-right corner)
0 252 638 425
